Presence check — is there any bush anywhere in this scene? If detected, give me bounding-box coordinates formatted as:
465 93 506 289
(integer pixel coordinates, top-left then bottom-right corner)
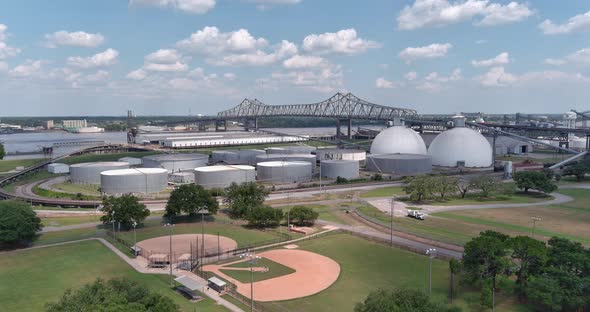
224 182 270 218
288 206 319 226
0 200 43 248
166 184 218 217
371 174 383 181
246 205 283 227
354 288 459 312
336 176 349 184
513 171 557 194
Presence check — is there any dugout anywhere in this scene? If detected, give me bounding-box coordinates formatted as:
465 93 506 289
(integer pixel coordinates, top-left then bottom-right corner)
208 277 227 293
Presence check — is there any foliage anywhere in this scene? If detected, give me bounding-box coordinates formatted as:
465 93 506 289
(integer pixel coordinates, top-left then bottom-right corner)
469 175 499 197
336 176 349 184
0 200 42 248
462 231 510 286
100 194 150 229
509 236 547 294
165 184 218 217
45 278 179 312
223 182 269 218
288 206 319 226
0 143 5 160
562 163 590 182
371 173 383 181
513 171 557 194
456 177 472 199
403 175 435 201
431 175 458 200
354 288 460 312
245 205 283 227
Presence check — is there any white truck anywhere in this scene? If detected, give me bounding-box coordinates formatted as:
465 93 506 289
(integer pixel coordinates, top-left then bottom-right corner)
407 209 426 220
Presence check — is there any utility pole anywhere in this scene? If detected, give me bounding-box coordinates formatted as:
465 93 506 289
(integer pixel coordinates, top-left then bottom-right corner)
531 217 541 238
426 248 437 297
165 223 175 287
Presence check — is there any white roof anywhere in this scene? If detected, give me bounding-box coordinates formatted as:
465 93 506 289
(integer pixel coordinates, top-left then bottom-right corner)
194 165 255 172
370 126 427 155
101 168 168 176
428 127 492 167
70 161 129 168
208 277 227 287
257 161 311 167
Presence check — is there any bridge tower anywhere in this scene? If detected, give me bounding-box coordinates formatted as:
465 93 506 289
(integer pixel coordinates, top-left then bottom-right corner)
336 119 353 139
215 119 227 132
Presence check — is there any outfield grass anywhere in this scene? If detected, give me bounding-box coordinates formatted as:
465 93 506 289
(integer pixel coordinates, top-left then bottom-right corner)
34 227 103 246
0 240 227 312
41 215 102 227
0 158 43 172
219 258 295 283
359 186 404 198
257 233 526 312
61 151 161 165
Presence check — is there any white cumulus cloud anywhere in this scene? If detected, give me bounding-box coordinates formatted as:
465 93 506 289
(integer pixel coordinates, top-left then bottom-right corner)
375 77 395 89
302 29 379 55
43 31 104 48
67 48 119 68
471 52 510 67
283 55 327 69
539 10 590 35
544 48 590 66
398 0 533 30
0 24 21 60
129 0 216 14
405 71 418 81
399 43 452 63
9 60 43 77
475 66 517 87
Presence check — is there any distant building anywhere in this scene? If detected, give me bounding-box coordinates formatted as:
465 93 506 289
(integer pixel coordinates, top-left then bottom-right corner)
62 119 87 128
45 120 54 129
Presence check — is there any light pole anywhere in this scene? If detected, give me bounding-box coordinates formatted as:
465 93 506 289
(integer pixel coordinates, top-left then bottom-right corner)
200 209 205 273
426 248 437 297
111 211 116 241
390 196 395 247
239 253 261 312
132 220 137 256
165 223 175 287
530 217 541 238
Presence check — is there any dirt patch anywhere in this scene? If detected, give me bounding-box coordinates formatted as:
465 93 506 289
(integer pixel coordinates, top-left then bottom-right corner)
203 249 340 301
136 234 238 261
283 244 299 249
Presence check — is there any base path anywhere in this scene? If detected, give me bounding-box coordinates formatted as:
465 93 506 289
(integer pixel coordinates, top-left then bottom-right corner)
203 249 340 301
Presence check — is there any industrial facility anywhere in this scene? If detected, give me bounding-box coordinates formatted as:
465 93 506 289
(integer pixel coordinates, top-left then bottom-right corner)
70 162 130 184
47 163 69 174
257 161 312 183
265 146 316 155
369 119 427 155
142 153 208 172
315 148 366 163
320 160 360 180
119 157 143 166
256 154 317 172
211 149 265 165
194 165 256 189
366 154 432 176
100 168 168 195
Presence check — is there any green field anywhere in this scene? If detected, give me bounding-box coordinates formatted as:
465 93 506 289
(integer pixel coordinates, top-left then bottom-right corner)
33 185 100 200
42 215 102 227
34 227 103 246
359 186 404 198
257 233 525 312
277 203 356 225
0 240 227 312
1 171 55 193
423 191 553 206
0 158 43 172
219 257 295 283
52 182 101 196
61 151 161 165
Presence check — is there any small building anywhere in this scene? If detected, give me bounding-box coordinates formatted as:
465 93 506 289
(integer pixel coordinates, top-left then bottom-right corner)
207 277 227 293
47 163 69 174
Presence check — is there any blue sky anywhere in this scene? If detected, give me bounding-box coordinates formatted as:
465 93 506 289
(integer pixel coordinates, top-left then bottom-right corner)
0 0 589 116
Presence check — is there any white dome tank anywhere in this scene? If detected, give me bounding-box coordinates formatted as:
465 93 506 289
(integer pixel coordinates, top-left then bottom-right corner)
428 116 492 168
370 119 427 155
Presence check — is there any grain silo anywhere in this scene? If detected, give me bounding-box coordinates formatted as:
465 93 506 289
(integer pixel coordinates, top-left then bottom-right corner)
366 154 432 176
320 160 360 179
257 161 312 183
370 119 427 155
70 162 130 184
194 165 255 189
142 153 208 172
100 168 168 194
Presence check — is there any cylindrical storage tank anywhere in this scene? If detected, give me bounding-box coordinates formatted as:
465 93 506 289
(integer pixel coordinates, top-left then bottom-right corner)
315 148 366 163
211 151 240 164
142 153 208 172
256 154 317 172
366 154 432 176
265 146 315 155
237 149 266 165
118 157 143 166
194 165 255 189
320 160 360 179
100 168 168 194
257 161 312 183
70 162 130 184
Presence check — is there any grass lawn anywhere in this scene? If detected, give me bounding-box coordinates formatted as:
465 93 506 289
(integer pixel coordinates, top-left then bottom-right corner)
52 181 101 196
219 257 295 283
276 203 355 225
33 227 103 246
359 186 404 198
33 185 100 200
1 171 55 193
0 240 227 312
424 192 553 206
0 158 43 172
257 233 526 312
42 215 102 227
61 151 161 165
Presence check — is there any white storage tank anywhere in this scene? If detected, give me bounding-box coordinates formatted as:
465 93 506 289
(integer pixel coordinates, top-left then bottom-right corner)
315 148 366 163
100 168 168 194
70 162 130 184
142 153 208 172
257 161 312 183
48 163 69 174
265 146 315 155
370 119 427 155
118 157 143 166
256 154 317 172
320 160 360 180
211 150 265 165
366 154 432 176
194 165 255 189
169 172 195 184
428 116 493 168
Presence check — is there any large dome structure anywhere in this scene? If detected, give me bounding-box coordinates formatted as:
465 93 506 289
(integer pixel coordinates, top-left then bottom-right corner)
428 116 492 168
370 120 427 155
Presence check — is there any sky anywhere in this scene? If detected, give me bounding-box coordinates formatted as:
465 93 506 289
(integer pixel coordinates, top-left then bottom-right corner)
0 0 589 116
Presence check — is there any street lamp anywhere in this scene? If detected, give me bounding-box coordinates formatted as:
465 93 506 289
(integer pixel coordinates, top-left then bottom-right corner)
111 211 116 241
239 252 261 312
132 220 137 256
530 217 542 238
426 248 437 297
164 223 175 287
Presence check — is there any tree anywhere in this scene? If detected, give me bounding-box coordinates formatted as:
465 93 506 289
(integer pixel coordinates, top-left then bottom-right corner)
456 177 472 199
449 258 462 304
288 206 319 226
45 278 179 312
469 175 499 198
0 142 5 160
403 175 435 202
562 163 590 182
165 184 218 217
509 236 547 295
432 175 458 200
100 194 150 229
245 205 283 227
354 288 460 312
224 182 269 218
513 171 557 194
526 269 588 312
0 200 42 248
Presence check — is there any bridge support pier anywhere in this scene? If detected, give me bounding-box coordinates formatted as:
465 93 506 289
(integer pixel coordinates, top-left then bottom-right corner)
336 119 352 139
244 118 258 131
215 119 227 132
